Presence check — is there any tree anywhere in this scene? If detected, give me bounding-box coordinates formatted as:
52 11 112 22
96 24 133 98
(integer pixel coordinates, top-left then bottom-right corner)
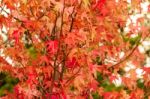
0 0 150 98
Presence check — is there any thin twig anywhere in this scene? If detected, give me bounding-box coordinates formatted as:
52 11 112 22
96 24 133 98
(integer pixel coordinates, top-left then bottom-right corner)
69 6 76 32
109 31 150 68
65 67 82 86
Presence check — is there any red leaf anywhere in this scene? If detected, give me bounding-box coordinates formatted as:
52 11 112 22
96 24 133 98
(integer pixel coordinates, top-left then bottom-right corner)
66 57 78 68
61 91 67 99
14 85 24 99
27 73 38 87
26 67 38 87
46 40 58 54
130 92 136 99
50 94 59 99
109 75 117 83
102 92 120 99
143 67 150 73
46 93 60 99
148 4 150 12
39 55 50 65
12 30 20 45
93 0 106 10
88 80 99 91
4 0 15 10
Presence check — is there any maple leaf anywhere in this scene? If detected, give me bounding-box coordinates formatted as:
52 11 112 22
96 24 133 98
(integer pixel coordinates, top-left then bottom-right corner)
93 0 106 10
12 30 21 45
50 95 59 99
64 33 77 47
109 75 117 83
130 92 136 99
13 85 24 99
129 89 144 99
83 0 90 8
14 86 19 95
45 40 58 54
143 67 150 73
27 73 38 87
4 0 16 10
102 92 121 99
148 4 150 12
39 55 50 65
26 67 38 88
45 93 60 99
88 80 99 91
60 91 67 99
66 57 79 68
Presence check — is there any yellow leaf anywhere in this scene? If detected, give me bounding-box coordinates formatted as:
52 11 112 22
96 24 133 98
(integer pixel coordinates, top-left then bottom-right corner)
83 0 90 8
22 0 27 4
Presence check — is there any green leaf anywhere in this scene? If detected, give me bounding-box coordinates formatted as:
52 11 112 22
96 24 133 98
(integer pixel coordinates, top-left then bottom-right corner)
93 56 102 65
144 96 148 99
120 33 129 42
91 91 101 99
100 79 122 92
103 83 115 92
129 35 141 46
70 85 76 91
146 49 150 57
87 47 94 52
25 43 32 49
137 79 145 89
96 72 103 83
124 87 131 94
0 72 19 97
117 68 126 76
96 56 102 65
28 46 37 59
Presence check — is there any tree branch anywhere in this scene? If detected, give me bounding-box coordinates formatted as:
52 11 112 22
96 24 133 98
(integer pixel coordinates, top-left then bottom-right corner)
65 67 82 86
109 31 150 69
69 7 76 32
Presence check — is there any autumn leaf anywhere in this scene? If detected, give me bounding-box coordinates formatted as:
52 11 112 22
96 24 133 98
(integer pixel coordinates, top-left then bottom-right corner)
143 67 150 73
4 0 15 10
12 30 21 45
109 75 117 83
102 92 121 99
66 57 79 68
21 0 27 4
83 0 90 8
64 33 77 47
27 46 37 59
27 72 38 87
45 40 58 54
93 0 106 10
45 93 60 99
60 91 67 99
39 55 50 66
88 80 99 91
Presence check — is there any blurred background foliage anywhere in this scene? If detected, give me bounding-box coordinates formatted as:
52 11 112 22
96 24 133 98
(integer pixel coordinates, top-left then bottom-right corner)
0 72 19 97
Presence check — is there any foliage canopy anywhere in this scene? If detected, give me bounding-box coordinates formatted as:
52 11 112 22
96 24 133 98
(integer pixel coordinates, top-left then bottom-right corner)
0 0 150 98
